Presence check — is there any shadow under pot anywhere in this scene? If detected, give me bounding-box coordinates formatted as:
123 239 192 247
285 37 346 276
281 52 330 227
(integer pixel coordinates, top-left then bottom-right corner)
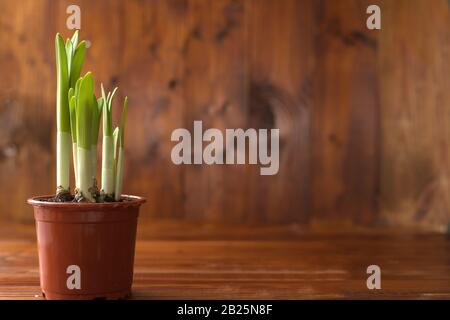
27 195 145 300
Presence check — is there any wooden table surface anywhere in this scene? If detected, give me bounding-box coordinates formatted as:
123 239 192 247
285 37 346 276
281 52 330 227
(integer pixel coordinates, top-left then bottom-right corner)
0 222 449 300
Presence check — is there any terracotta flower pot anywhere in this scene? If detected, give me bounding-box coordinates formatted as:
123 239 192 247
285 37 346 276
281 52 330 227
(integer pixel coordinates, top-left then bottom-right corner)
27 195 145 300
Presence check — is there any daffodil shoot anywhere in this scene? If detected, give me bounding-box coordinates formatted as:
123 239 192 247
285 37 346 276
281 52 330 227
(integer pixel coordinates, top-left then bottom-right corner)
55 31 128 202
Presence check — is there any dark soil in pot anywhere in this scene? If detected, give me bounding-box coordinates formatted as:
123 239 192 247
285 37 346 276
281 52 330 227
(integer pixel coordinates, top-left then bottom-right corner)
28 195 145 300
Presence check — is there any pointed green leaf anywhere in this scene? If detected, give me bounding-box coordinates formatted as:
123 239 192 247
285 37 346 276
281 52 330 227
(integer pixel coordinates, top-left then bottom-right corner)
71 30 79 49
69 95 77 143
69 41 86 89
68 87 74 102
108 87 118 112
91 95 101 146
74 76 82 96
56 33 70 133
101 83 107 102
65 39 73 75
102 94 112 136
97 97 104 114
97 97 104 130
119 97 128 146
113 127 120 161
112 126 120 187
76 72 94 149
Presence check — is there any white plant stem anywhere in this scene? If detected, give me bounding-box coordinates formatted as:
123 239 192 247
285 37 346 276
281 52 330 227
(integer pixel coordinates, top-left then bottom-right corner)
91 144 98 181
57 131 71 192
72 142 78 189
78 146 94 202
102 135 114 195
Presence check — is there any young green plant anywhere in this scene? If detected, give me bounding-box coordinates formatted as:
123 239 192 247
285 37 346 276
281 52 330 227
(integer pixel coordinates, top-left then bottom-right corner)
101 85 118 197
100 85 128 201
56 31 129 202
55 31 86 196
70 72 98 202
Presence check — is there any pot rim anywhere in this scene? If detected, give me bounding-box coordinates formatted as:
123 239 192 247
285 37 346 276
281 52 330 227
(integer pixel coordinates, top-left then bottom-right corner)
27 194 146 209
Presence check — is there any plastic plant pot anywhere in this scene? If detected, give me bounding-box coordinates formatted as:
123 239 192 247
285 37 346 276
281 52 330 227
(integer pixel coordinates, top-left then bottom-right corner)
28 195 145 300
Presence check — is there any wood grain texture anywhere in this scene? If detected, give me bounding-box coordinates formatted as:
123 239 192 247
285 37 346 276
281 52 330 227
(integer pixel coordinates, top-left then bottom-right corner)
0 0 449 231
0 0 56 222
0 223 449 299
182 0 250 222
379 0 450 231
118 0 187 219
312 0 379 226
245 0 313 224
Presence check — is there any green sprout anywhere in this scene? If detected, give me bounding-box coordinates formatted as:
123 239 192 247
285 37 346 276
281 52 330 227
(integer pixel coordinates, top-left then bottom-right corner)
57 31 129 202
74 72 96 201
101 84 117 197
115 97 128 201
55 31 86 196
100 85 127 201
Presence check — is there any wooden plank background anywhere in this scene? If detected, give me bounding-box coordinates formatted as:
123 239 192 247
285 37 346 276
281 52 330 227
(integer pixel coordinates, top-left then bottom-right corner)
0 0 449 231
